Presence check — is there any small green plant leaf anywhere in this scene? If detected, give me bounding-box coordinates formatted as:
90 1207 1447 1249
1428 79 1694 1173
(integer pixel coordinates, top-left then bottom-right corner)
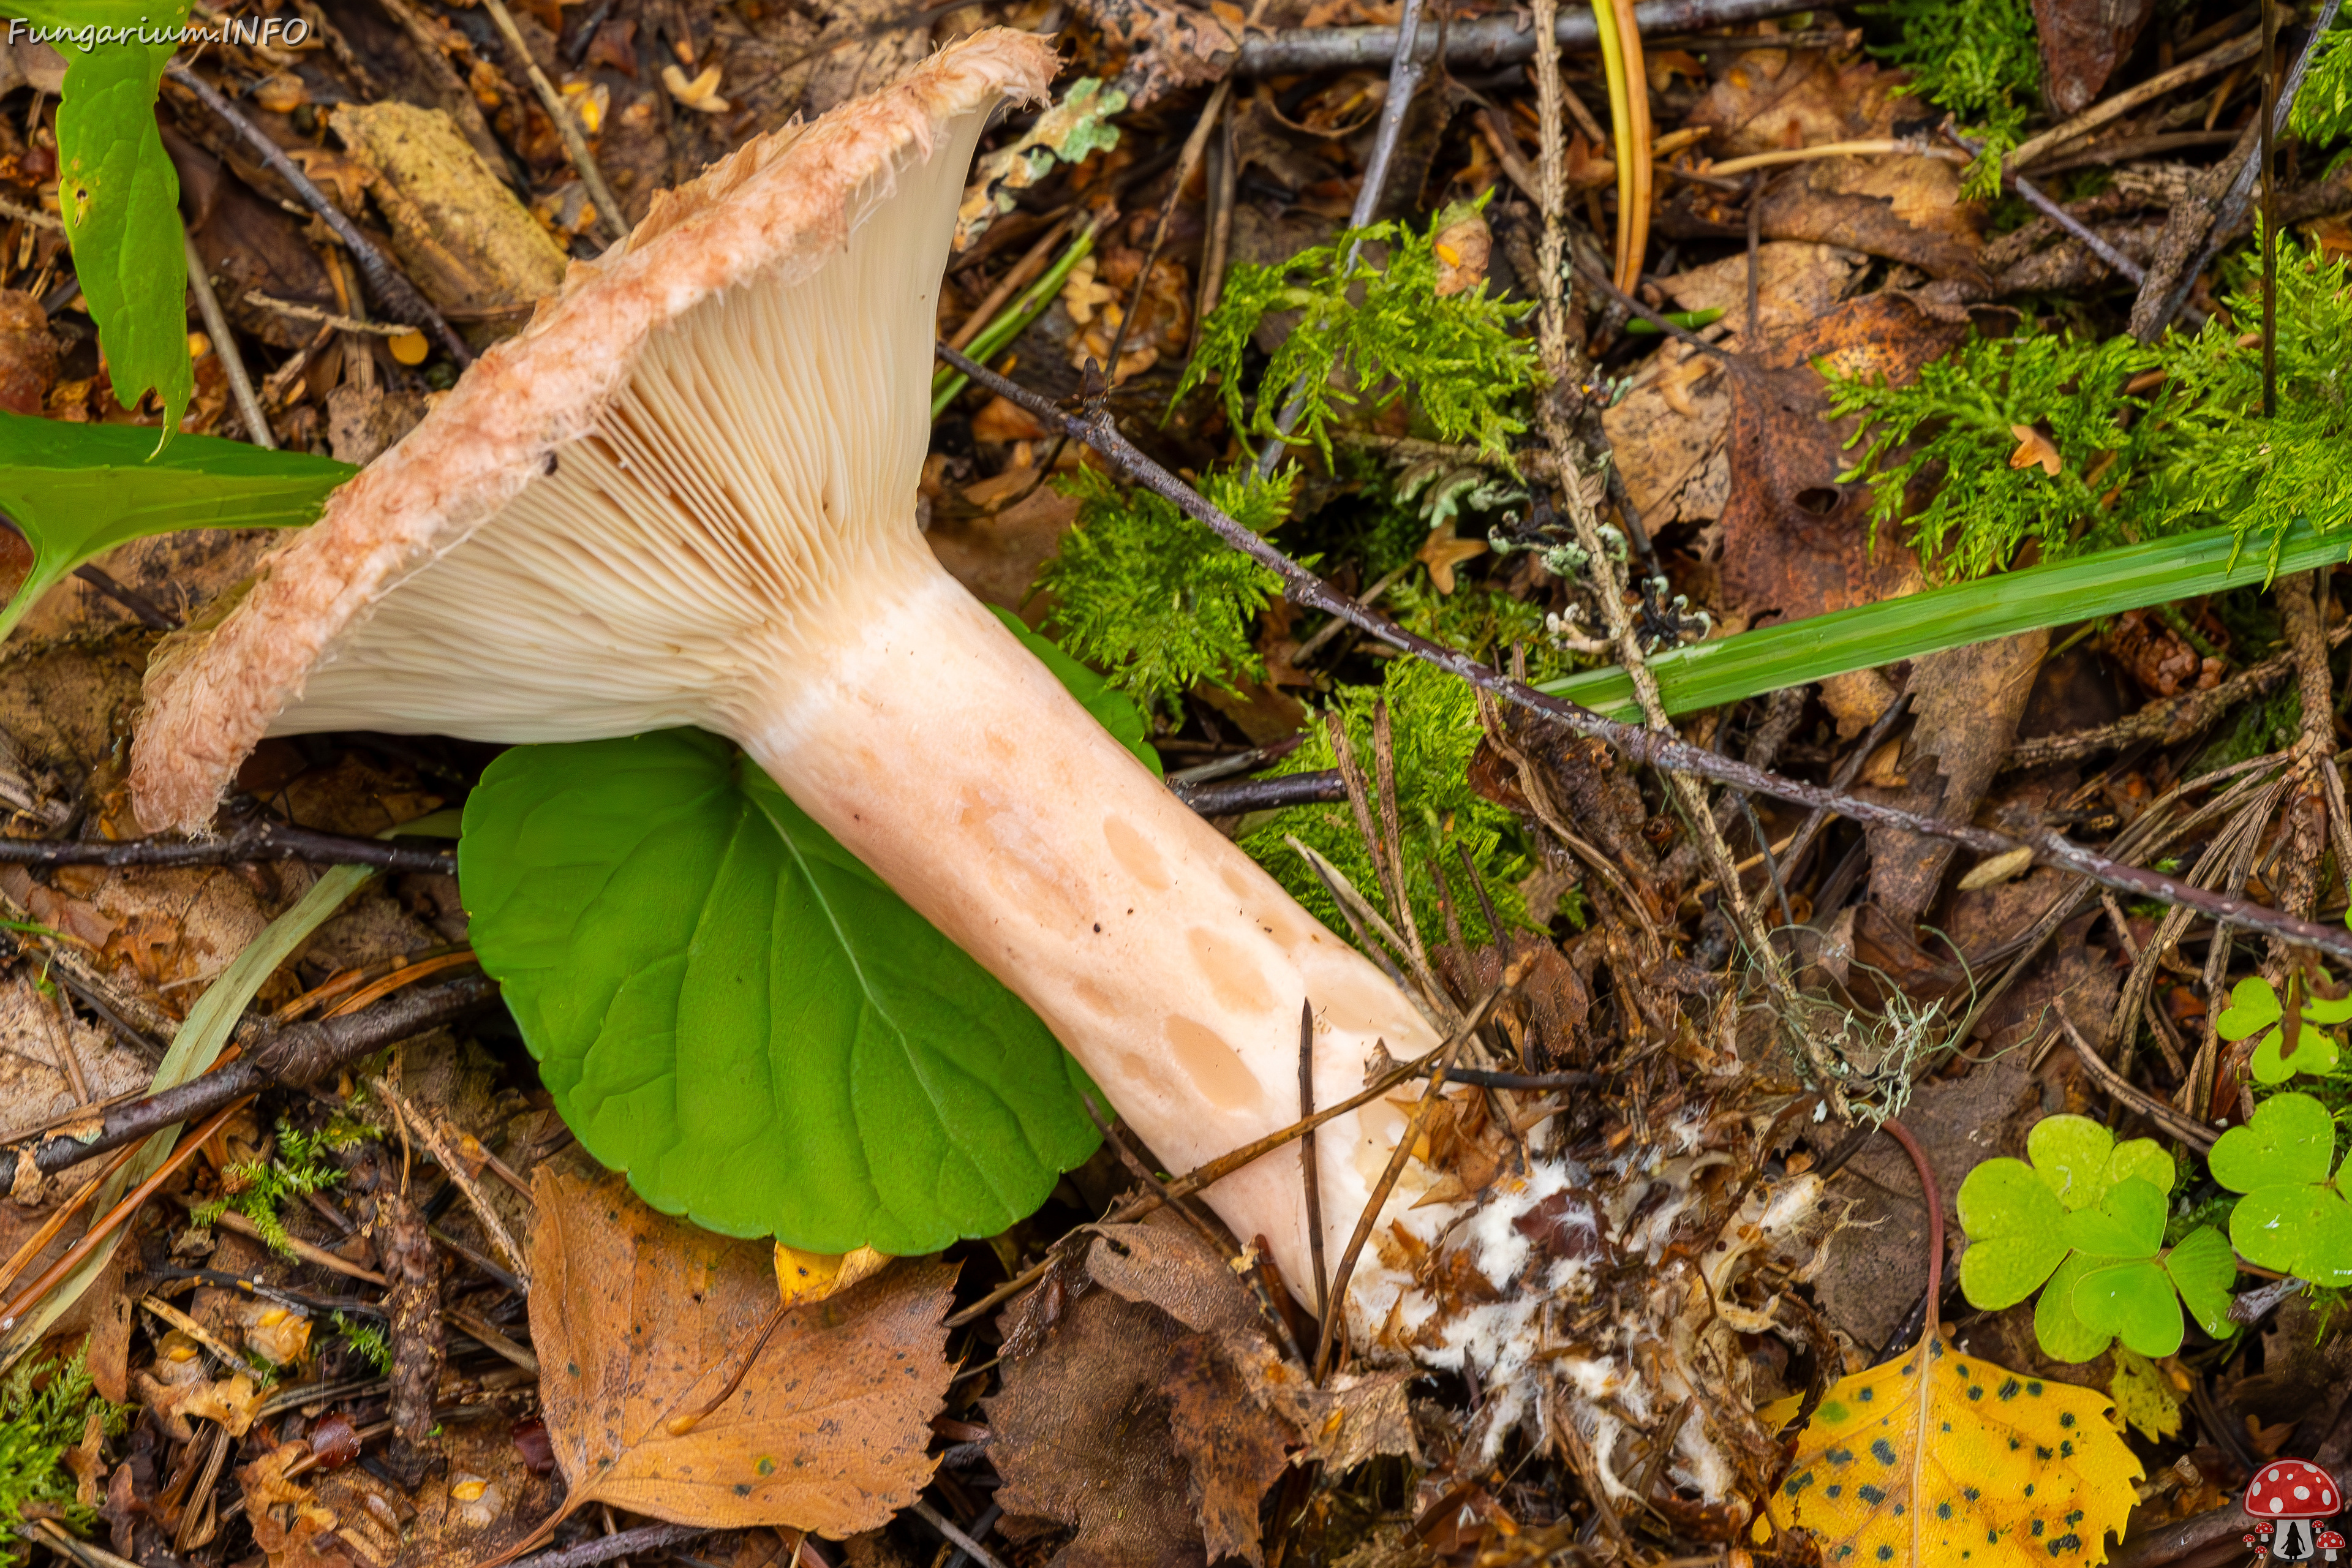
2217 976 2351 1083
2159 1224 2238 1338
461 729 1103 1256
2215 976 2285 1041
2210 1092 2352 1285
2026 1114 2174 1210
1956 1158 2071 1308
2068 1257 2182 1357
2060 1175 2167 1258
2253 1027 2342 1084
2210 1091 2339 1191
2032 1253 2116 1364
0 412 353 638
1962 1120 2226 1364
32 1 196 435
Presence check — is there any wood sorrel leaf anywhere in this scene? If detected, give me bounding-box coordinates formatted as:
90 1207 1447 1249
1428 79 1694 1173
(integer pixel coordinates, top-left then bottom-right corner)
0 412 353 638
1956 1159 2069 1309
2160 1225 2238 1338
2032 1253 2117 1365
2059 1177 2166 1259
1759 1338 2141 1566
2024 1115 2173 1210
460 729 1103 1256
2210 1091 2339 1192
2211 1093 2352 1286
2068 1257 2182 1358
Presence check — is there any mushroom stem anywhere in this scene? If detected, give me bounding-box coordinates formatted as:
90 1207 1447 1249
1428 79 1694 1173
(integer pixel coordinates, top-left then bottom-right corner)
738 534 1444 1330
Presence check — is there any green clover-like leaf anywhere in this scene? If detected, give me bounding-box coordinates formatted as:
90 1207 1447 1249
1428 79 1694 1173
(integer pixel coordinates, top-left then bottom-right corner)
2024 1114 2174 1210
2069 1256 2184 1357
2212 1092 2352 1286
2218 976 2351 1082
1956 1158 2071 1308
2060 1175 2167 1258
2215 976 2285 1043
2160 1223 2239 1338
2210 1091 2339 1191
2252 1026 2342 1084
2034 1253 2120 1364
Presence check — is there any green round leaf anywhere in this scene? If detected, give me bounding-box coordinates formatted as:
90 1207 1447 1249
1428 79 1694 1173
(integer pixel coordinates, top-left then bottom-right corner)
2025 1115 2117 1210
2069 1257 2184 1359
2227 1183 2352 1281
459 729 1101 1255
2209 1091 2341 1193
2159 1224 2239 1338
2033 1253 2116 1363
2215 976 2285 1044
2251 1025 2342 1084
1957 1158 2071 1308
2061 1175 2167 1259
2105 1137 2177 1197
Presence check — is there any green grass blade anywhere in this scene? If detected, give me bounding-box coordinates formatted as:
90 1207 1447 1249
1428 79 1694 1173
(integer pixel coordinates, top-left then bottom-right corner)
1540 523 2346 720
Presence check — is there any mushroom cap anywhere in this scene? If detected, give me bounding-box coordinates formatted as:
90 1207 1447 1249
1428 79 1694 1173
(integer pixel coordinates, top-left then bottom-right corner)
2247 1460 2340 1518
130 31 1056 834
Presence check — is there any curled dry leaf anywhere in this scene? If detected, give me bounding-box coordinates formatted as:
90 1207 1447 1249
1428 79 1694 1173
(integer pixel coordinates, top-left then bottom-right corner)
2008 424 2064 477
529 1169 956 1538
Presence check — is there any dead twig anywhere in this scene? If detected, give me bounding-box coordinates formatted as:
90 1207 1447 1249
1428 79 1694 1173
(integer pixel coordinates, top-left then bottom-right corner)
0 976 500 1193
182 229 274 448
478 0 629 246
0 816 456 874
371 1074 533 1288
934 339 2352 965
165 63 474 365
1232 0 1815 75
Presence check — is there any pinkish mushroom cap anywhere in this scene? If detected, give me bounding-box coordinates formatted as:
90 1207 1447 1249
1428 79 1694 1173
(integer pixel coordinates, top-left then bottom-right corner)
130 29 1057 831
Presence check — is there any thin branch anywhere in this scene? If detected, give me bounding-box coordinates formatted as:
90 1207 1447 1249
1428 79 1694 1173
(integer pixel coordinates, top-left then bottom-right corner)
1231 0 1815 75
0 977 499 1194
480 0 630 246
1256 0 1431 475
0 817 456 874
935 339 2352 965
507 1526 713 1568
165 63 473 365
1945 123 2144 284
182 228 275 448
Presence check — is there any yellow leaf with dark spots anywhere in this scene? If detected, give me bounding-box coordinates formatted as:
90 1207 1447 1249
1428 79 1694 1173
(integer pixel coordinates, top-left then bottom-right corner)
1757 1336 2141 1566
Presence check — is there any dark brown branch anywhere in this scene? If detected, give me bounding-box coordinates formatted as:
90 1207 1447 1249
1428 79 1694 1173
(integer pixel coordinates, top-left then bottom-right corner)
165 64 473 366
1171 771 1347 813
507 1525 713 1568
936 339 2352 965
0 976 497 1193
1231 0 1814 75
0 818 456 875
2130 0 2345 341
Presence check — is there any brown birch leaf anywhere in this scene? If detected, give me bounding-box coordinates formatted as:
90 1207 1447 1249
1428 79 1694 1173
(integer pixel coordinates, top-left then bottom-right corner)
530 1169 955 1537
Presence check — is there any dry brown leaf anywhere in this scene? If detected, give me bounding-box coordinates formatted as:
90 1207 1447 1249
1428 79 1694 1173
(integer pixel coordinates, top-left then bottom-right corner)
1415 523 1487 595
1163 1335 1292 1567
530 1169 954 1538
2007 423 2063 477
989 1285 1206 1568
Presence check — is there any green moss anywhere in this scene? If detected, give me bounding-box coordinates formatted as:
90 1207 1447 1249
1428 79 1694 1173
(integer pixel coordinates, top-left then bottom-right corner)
1181 202 1537 466
1036 466 1292 721
1239 658 1531 948
0 1346 129 1559
190 1116 367 1261
1864 0 2042 198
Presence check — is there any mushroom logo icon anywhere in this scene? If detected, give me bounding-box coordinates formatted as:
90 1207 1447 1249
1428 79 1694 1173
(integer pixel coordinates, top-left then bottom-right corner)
2243 1460 2344 1561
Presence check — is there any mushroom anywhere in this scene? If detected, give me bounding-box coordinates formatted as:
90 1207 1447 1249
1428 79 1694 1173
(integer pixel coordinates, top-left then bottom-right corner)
129 32 1448 1336
2246 1459 2342 1562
